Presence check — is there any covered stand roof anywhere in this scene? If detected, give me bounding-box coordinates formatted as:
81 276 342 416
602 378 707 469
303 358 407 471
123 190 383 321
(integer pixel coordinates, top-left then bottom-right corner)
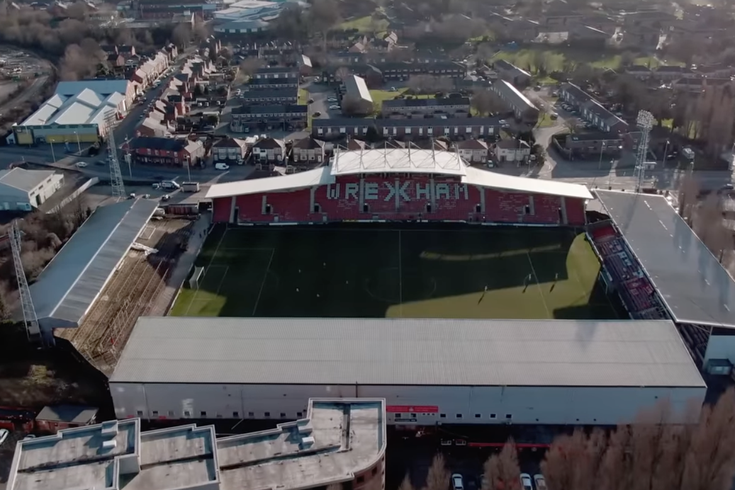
205 149 593 200
596 190 735 328
27 199 158 331
111 317 704 388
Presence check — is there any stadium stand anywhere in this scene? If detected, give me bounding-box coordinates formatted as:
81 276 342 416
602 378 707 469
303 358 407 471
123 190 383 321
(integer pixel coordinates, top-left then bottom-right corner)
588 221 667 321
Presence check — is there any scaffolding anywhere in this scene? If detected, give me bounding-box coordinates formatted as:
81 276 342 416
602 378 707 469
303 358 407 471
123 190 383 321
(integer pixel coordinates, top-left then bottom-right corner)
9 221 45 347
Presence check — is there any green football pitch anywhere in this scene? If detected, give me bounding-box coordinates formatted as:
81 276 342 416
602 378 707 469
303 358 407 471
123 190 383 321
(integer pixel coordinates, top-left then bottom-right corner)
170 224 620 320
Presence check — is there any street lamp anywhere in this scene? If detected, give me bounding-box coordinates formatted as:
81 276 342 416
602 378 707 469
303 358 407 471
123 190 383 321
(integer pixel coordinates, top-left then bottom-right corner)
598 141 607 170
73 131 81 153
662 139 670 164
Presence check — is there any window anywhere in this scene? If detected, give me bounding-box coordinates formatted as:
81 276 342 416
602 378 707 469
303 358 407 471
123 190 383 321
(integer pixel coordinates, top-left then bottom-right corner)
248 411 255 417
216 413 223 419
280 412 286 418
475 414 481 418
440 413 446 418
265 204 272 214
395 413 402 419
264 412 271 417
313 203 321 213
168 411 174 417
357 476 365 484
136 410 144 417
505 414 512 420
373 467 378 476
456 414 463 419
490 413 497 419
200 411 207 417
152 410 159 417
184 410 191 417
233 411 240 418
297 411 303 418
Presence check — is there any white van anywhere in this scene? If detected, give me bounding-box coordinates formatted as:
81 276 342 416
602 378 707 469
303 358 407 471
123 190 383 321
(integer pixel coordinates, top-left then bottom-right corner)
215 163 230 170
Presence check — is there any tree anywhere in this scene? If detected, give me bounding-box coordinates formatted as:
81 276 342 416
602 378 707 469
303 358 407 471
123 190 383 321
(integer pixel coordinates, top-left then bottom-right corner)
309 0 340 32
564 118 579 134
335 66 351 83
399 474 415 490
677 174 701 222
271 4 309 41
235 57 263 84
172 23 192 47
471 89 503 116
484 439 522 490
424 454 449 490
541 390 735 490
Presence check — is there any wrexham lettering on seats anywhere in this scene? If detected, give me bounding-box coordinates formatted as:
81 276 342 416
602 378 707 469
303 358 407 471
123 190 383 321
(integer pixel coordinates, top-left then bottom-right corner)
325 181 470 202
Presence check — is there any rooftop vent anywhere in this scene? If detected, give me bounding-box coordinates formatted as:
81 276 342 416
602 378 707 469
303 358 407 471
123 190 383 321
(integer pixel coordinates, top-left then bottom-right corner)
301 436 315 448
102 439 117 450
297 424 313 435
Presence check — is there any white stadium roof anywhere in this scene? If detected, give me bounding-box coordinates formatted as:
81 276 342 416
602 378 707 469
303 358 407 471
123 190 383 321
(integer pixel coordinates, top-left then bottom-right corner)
111 317 704 388
332 148 465 177
206 149 592 200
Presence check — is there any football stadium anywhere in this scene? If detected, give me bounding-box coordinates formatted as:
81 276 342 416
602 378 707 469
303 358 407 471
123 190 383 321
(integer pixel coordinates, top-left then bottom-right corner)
108 148 735 427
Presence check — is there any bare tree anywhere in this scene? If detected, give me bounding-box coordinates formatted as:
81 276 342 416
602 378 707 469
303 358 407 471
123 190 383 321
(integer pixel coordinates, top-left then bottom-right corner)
542 390 735 490
335 66 352 83
399 474 415 490
471 89 503 116
172 23 192 47
424 454 449 490
235 57 263 84
564 118 579 134
483 439 522 490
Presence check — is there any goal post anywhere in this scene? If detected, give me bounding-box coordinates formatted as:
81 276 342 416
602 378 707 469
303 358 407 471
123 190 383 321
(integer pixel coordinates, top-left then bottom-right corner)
189 266 205 290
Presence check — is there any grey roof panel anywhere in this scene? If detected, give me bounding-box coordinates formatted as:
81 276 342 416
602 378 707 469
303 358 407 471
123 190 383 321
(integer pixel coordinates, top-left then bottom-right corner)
111 317 704 388
0 168 55 193
596 190 735 328
29 199 158 330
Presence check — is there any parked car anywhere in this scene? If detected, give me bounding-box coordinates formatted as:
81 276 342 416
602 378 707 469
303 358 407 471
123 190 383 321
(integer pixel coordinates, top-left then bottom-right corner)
327 97 338 103
152 183 161 190
308 98 314 104
75 162 88 168
215 163 230 170
0 429 8 446
22 434 35 440
451 474 464 490
550 112 558 120
533 474 547 490
313 111 322 117
95 160 106 166
520 474 533 490
329 105 340 110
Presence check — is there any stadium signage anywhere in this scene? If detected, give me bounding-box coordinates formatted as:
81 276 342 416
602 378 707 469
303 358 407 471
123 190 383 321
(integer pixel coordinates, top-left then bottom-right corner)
326 182 469 202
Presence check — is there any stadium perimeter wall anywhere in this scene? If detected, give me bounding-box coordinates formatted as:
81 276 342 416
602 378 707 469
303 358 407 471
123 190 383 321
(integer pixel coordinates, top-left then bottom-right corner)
211 176 587 225
110 382 704 426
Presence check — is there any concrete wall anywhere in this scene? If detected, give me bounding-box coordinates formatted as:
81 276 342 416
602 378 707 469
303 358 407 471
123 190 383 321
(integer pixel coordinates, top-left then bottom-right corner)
111 382 705 425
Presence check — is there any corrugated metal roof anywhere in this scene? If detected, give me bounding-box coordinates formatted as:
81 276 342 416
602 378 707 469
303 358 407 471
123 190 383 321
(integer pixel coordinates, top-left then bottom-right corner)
596 190 735 328
332 148 465 177
0 168 55 193
111 318 704 388
205 166 334 199
463 166 593 200
55 80 129 98
28 199 158 330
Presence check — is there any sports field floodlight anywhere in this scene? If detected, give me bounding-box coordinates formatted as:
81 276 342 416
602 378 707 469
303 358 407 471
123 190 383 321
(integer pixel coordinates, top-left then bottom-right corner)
634 110 655 192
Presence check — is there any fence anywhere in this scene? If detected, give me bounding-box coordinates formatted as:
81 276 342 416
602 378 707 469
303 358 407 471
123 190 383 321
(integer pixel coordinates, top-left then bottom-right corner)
46 177 99 214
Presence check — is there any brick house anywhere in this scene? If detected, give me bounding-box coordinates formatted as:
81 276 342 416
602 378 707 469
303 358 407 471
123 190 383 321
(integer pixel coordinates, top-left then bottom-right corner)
456 139 489 163
382 97 471 118
230 104 307 132
212 137 249 164
251 137 286 162
127 137 205 167
312 117 501 140
240 88 298 105
495 139 530 162
291 137 326 163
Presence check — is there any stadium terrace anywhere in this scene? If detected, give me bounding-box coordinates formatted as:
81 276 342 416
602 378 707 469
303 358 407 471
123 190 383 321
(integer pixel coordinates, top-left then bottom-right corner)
206 148 593 225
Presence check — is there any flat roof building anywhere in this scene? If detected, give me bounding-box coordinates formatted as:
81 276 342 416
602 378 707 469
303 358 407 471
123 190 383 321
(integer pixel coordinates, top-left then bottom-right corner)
110 317 704 426
0 168 64 211
7 399 386 490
